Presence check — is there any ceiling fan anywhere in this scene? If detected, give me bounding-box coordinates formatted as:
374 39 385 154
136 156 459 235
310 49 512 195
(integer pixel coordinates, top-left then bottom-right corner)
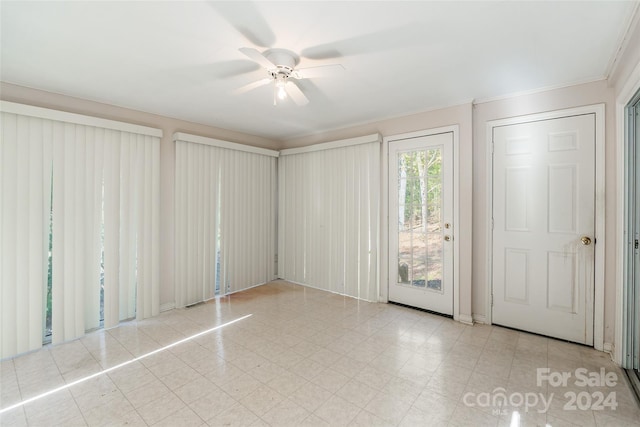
236 47 344 106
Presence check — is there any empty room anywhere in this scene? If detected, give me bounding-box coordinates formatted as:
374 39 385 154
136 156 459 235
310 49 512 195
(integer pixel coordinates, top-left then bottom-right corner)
2 1 640 426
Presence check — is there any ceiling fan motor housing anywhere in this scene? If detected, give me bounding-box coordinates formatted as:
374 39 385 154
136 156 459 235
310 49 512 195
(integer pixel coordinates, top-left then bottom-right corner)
265 49 299 70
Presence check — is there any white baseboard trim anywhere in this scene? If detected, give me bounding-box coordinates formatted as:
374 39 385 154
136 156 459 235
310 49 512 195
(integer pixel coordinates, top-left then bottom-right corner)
457 314 474 325
473 314 488 324
173 280 279 311
603 342 614 357
160 302 175 312
277 278 378 303
223 281 269 296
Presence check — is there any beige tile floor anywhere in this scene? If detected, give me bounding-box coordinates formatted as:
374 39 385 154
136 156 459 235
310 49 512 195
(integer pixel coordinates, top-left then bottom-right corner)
1 280 639 427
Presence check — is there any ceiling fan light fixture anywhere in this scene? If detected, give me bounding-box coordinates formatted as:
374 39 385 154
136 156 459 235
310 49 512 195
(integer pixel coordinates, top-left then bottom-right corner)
273 74 288 104
276 80 287 100
277 86 287 100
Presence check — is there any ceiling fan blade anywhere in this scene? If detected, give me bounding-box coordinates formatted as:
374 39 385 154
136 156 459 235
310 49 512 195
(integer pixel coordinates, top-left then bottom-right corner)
300 23 425 60
293 79 331 105
208 60 261 79
292 64 345 80
234 78 271 94
239 47 275 70
286 81 309 106
208 2 276 48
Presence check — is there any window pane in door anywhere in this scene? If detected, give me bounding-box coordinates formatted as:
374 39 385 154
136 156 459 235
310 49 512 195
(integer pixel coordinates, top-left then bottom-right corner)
427 233 443 291
412 233 427 287
396 147 444 292
398 215 412 284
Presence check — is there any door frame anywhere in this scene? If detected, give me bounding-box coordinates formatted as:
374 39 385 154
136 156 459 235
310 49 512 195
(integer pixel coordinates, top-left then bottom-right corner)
486 104 606 351
381 125 461 321
616 58 640 365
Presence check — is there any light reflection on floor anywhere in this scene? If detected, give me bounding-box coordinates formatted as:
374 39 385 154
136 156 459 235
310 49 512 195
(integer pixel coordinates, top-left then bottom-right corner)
0 314 252 415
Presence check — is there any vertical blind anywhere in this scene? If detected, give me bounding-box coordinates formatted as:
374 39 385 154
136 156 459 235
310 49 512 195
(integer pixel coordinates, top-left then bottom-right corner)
0 113 50 357
278 137 381 301
174 135 277 307
0 104 160 358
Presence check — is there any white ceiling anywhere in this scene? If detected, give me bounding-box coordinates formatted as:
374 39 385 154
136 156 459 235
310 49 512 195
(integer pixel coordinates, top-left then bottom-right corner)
1 1 636 141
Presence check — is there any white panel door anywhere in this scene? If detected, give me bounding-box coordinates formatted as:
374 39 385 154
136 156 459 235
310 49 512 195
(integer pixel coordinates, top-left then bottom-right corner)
492 114 595 344
389 133 453 315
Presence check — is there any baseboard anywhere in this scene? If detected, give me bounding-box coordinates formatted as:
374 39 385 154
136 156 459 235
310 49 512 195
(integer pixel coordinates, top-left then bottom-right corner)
278 278 378 303
603 342 614 358
160 302 175 312
222 280 276 296
457 314 474 325
473 314 488 324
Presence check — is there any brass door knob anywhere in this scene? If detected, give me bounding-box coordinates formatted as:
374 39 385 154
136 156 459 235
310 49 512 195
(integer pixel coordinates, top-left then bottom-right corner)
580 236 592 246
444 235 451 241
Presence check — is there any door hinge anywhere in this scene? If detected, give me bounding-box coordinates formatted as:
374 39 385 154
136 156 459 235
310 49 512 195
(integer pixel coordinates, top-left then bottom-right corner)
635 239 639 250
491 294 494 307
491 218 494 230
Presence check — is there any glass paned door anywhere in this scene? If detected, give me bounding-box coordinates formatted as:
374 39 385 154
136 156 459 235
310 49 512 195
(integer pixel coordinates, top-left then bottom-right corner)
624 93 640 400
389 132 453 315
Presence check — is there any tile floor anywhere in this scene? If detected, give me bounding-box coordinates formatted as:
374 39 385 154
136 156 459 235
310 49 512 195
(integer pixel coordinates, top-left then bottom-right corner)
1 280 639 427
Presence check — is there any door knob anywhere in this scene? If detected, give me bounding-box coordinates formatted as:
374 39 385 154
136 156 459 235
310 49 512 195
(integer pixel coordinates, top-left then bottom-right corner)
580 236 592 246
444 235 451 242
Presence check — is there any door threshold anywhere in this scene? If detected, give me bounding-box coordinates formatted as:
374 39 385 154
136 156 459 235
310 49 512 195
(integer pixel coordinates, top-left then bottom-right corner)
388 301 453 319
492 322 593 348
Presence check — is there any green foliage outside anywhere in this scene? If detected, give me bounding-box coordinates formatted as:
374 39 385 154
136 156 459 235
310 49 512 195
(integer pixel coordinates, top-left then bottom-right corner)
46 179 53 341
399 149 442 226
